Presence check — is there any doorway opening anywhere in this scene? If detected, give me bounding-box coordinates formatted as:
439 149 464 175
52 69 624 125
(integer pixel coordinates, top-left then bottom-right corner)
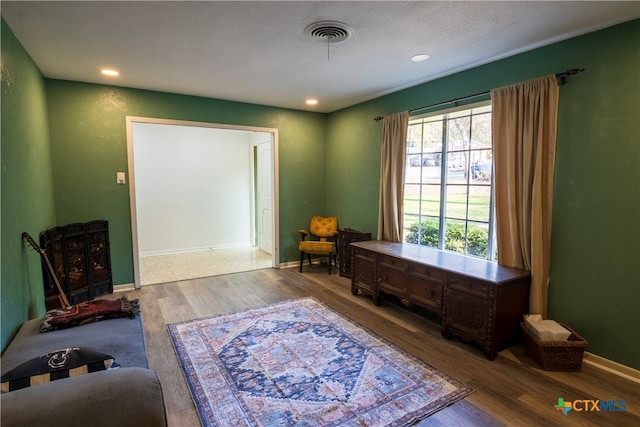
125 117 279 288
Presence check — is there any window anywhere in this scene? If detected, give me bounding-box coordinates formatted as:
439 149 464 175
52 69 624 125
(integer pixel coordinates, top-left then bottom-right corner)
403 102 496 260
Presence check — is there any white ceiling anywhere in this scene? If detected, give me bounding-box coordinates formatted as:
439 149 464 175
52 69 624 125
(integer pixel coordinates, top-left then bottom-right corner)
2 1 639 113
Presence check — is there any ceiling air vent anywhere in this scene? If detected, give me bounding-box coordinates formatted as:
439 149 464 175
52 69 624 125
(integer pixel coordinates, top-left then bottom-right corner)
305 21 354 43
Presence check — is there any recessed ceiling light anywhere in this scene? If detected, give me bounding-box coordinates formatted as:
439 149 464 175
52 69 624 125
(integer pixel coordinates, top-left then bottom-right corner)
411 54 431 63
100 68 120 77
306 98 318 106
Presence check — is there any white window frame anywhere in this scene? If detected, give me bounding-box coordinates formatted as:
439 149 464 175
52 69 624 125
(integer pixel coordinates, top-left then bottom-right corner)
403 101 497 260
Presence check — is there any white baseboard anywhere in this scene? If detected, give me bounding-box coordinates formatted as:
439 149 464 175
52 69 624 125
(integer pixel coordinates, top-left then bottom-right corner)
279 260 300 269
140 243 253 257
583 352 640 384
113 283 136 293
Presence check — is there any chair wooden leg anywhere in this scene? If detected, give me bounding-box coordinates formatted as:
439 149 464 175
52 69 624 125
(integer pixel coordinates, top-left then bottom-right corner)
300 252 336 274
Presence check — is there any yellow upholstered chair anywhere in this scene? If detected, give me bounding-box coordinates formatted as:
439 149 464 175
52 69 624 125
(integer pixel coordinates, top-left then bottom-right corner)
298 216 338 274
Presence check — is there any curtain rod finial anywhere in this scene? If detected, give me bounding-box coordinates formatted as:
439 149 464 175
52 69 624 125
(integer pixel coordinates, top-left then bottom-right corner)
556 67 585 85
374 116 383 122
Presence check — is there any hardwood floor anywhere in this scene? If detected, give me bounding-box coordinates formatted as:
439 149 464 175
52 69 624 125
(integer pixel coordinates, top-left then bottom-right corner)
123 267 639 427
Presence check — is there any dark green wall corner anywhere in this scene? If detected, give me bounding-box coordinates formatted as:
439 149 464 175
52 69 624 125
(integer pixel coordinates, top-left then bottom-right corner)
1 18 56 351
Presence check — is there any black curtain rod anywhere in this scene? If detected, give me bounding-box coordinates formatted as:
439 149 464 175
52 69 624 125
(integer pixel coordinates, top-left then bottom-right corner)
373 68 585 122
373 90 488 122
555 67 586 85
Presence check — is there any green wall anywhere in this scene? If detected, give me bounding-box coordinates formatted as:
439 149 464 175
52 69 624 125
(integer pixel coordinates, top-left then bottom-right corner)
1 19 56 351
45 81 327 284
326 20 640 369
549 21 639 371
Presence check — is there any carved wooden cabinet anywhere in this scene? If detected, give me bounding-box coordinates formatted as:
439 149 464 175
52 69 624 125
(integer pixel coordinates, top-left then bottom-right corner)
351 245 377 300
338 228 371 279
350 240 530 360
40 220 113 309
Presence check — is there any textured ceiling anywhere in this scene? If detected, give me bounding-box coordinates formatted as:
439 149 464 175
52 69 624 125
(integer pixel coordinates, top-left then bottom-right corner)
2 1 639 113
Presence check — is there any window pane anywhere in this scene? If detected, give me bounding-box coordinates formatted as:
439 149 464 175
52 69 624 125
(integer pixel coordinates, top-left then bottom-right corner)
407 124 422 154
469 149 492 182
443 219 466 254
467 221 489 258
446 152 467 184
403 213 419 242
448 116 471 151
405 157 422 181
468 185 491 222
421 164 441 184
471 112 492 149
422 120 443 154
405 217 439 248
420 184 441 217
403 184 421 215
445 186 468 220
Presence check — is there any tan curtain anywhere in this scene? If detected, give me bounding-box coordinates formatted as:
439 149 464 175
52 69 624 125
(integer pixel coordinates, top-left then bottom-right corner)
491 75 559 317
377 111 409 242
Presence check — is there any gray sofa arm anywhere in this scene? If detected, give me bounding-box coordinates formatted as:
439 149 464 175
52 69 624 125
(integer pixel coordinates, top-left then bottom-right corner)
1 367 167 427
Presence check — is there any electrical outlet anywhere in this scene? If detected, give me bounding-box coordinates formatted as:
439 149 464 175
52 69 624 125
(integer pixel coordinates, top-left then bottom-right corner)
116 172 126 184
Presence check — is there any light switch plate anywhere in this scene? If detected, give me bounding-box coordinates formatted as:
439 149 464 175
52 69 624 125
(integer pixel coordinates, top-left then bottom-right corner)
116 172 126 184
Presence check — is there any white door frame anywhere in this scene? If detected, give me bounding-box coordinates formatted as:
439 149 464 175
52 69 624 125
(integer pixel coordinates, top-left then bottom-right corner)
254 139 273 254
125 116 280 289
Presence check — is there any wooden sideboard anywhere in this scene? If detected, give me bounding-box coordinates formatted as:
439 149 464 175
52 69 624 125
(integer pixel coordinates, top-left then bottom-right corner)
350 240 531 360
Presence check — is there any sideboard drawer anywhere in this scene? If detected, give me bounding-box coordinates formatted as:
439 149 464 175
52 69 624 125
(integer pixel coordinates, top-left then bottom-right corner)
407 276 443 314
378 254 408 271
353 246 377 261
447 275 489 298
378 265 407 294
409 263 446 283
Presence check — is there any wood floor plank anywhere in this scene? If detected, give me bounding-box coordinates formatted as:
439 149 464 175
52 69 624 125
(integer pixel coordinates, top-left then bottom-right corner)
125 267 639 427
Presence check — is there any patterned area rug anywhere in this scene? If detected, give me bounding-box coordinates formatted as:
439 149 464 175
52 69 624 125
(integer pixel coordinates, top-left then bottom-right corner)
168 298 472 426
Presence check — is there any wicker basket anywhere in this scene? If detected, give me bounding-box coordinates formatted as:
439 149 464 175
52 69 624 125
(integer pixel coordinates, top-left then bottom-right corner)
521 322 587 371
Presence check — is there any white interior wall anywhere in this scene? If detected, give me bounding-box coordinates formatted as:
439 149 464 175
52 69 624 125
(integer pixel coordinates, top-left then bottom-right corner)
251 132 272 145
132 122 253 256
